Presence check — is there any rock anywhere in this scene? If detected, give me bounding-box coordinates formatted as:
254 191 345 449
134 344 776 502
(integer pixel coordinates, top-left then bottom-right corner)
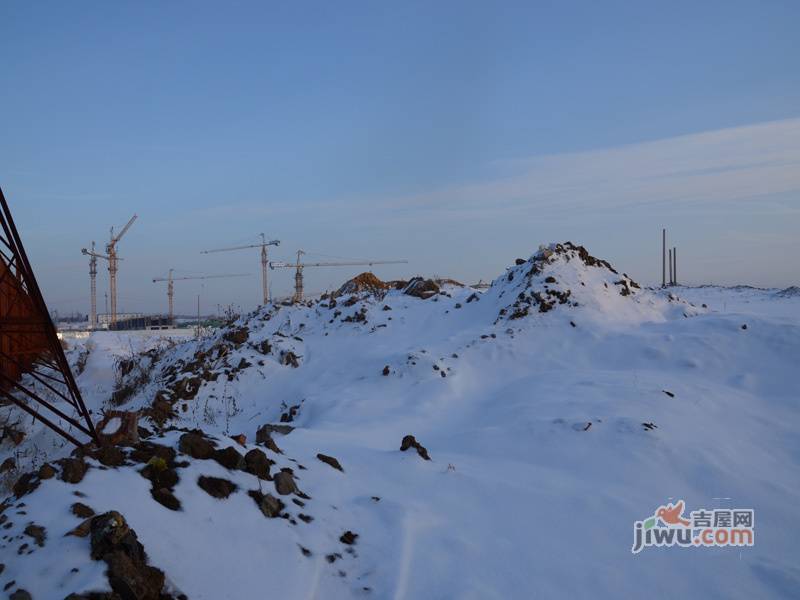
12 473 39 498
280 351 300 368
96 410 140 446
213 446 246 471
244 449 271 479
741 324 748 330
403 277 440 299
89 511 167 600
260 424 294 436
255 425 283 454
223 327 249 345
93 445 126 467
23 523 46 547
316 453 344 472
57 457 89 484
38 463 56 480
178 432 215 459
9 590 32 600
197 476 238 499
400 435 431 460
274 470 298 495
248 490 284 518
65 518 93 538
515 258 526 265
150 487 181 511
230 433 247 446
339 531 359 545
89 512 133 560
1 458 16 473
174 376 202 400
72 502 96 519
382 365 390 376
335 272 389 297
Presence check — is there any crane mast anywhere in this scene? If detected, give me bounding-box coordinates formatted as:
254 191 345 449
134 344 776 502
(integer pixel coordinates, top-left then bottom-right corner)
88 241 97 329
81 243 113 329
201 234 279 305
103 214 137 327
152 270 249 323
269 250 408 303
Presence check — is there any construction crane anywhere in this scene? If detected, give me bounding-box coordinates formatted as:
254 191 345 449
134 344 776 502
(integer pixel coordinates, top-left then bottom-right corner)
83 214 137 328
201 234 280 305
152 270 250 323
81 242 118 328
82 241 101 328
270 250 408 303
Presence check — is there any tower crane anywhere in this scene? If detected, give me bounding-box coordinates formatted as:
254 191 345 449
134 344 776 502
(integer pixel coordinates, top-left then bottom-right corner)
152 270 250 323
82 241 101 329
80 243 120 328
83 214 137 328
269 250 408 303
201 234 279 305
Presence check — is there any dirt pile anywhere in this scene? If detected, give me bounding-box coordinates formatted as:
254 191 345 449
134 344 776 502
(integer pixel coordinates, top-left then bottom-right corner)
334 272 389 298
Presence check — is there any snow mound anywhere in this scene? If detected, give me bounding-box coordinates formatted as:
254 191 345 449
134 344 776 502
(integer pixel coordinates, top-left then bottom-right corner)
482 242 698 324
775 285 800 298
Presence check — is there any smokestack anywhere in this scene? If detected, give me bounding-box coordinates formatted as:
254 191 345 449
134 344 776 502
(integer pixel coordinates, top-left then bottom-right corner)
668 249 673 286
662 229 666 287
673 247 677 286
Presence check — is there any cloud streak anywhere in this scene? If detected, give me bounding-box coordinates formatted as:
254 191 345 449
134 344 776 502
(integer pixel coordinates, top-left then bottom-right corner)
373 117 800 221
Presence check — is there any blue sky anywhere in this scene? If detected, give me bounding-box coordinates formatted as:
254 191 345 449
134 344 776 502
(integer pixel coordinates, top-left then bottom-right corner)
2 1 798 315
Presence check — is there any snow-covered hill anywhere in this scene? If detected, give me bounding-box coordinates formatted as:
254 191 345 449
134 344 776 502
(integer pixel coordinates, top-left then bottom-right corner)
1 243 798 599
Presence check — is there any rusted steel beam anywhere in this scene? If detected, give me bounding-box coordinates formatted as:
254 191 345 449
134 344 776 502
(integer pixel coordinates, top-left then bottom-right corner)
0 187 97 446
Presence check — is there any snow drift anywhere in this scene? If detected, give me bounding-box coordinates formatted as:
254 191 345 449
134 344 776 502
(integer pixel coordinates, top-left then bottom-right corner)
1 243 798 599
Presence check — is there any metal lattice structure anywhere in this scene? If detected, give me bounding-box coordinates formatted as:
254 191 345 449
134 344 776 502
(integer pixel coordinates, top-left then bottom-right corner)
0 187 98 447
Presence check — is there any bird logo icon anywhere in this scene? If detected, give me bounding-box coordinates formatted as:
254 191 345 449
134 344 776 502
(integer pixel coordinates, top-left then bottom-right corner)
656 500 690 527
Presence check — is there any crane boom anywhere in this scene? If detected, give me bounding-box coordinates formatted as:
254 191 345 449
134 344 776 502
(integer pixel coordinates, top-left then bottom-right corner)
268 251 407 303
270 260 407 269
201 240 280 254
111 214 138 245
152 273 249 283
152 270 250 322
81 248 113 261
200 234 280 305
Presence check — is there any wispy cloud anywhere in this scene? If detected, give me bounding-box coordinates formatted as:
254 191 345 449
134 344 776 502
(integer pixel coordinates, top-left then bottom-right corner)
372 117 800 221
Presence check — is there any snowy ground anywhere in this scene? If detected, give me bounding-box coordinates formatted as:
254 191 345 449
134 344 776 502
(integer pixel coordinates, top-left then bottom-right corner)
1 244 798 599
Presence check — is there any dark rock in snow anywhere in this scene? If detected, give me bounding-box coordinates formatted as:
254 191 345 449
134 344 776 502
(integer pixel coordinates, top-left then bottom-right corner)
244 448 272 479
198 475 238 499
213 446 246 471
382 365 390 376
248 490 284 518
255 425 284 454
316 453 344 472
151 487 181 511
274 470 299 495
400 435 431 460
178 432 215 459
37 463 56 480
72 502 96 519
339 531 359 545
223 327 249 345
88 511 170 600
23 523 46 547
93 445 126 467
57 457 89 484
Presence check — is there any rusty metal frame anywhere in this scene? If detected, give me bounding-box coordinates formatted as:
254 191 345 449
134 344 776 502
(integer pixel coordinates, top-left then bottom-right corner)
0 187 98 447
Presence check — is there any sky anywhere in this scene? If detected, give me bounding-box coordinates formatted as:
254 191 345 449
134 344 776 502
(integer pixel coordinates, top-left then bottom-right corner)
1 1 799 316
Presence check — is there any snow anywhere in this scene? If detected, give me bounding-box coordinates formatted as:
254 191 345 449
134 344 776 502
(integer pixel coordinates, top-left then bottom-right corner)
1 243 799 598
